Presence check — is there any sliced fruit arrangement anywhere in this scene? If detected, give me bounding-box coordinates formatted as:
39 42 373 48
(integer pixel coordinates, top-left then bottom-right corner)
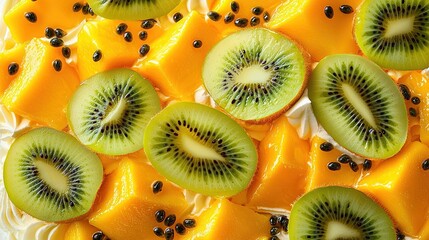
3 127 103 222
67 68 161 155
203 28 310 123
289 186 396 239
144 102 258 197
308 54 408 159
354 0 429 70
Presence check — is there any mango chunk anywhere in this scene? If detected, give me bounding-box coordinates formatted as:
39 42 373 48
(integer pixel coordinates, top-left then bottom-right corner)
77 19 163 80
266 0 362 61
420 218 429 240
0 38 80 130
0 43 27 94
247 116 309 211
97 149 148 175
64 220 100 240
133 11 221 100
306 136 362 191
89 158 189 240
358 141 429 237
4 0 87 43
184 199 270 239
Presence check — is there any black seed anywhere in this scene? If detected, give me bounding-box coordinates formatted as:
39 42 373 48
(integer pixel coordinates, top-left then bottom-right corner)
270 226 280 236
409 107 418 117
324 5 334 19
73 2 83 12
183 218 196 228
396 229 405 240
269 237 280 240
263 11 270 22
207 11 221 21
141 19 156 29
224 12 235 23
92 231 105 240
139 31 148 40
337 154 352 164
153 227 164 237
339 4 353 14
8 63 19 75
139 44 150 57
45 27 55 38
62 46 71 58
234 18 248 28
82 4 90 14
320 142 334 151
173 12 183 22
164 214 176 227
250 16 260 26
155 210 166 222
25 12 37 23
123 31 133 42
422 159 429 170
192 40 203 48
349 161 359 172
327 162 341 171
363 159 372 171
54 28 66 38
152 180 163 194
175 223 186 235
116 23 128 35
164 227 174 240
411 96 421 105
50 38 64 47
252 6 264 15
269 215 278 226
231 1 240 13
52 59 62 72
279 215 289 232
93 50 102 62
399 84 411 100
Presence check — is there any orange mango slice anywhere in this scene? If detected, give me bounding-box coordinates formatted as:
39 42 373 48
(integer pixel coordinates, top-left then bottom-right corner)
0 38 80 130
306 136 362 191
4 0 87 43
0 43 27 94
266 0 362 61
133 11 221 101
89 158 189 240
358 141 429 237
184 199 270 240
76 19 163 80
64 221 100 240
247 116 309 211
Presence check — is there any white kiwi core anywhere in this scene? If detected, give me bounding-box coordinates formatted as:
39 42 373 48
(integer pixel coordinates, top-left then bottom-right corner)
101 98 127 125
235 65 272 84
342 83 377 128
384 16 415 38
179 132 226 162
325 221 362 240
33 159 69 193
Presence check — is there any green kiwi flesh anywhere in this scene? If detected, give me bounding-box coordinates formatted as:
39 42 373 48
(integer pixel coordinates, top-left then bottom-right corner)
3 127 103 222
202 28 309 123
143 102 258 197
67 68 161 155
87 0 180 20
308 54 407 159
289 186 396 239
354 0 429 70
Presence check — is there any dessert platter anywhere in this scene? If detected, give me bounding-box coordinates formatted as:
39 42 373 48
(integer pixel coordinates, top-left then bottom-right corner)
0 0 428 239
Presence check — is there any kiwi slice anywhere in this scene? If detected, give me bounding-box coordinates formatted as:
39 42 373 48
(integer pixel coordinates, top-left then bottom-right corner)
354 0 429 70
308 54 407 159
67 68 161 155
202 28 309 123
3 127 103 222
289 186 396 239
87 0 180 20
143 102 257 197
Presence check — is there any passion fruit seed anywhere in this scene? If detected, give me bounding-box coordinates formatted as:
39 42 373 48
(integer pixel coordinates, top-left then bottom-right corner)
165 227 174 240
399 84 411 100
192 40 202 48
339 4 353 14
250 16 260 26
363 159 373 171
173 12 183 22
224 12 235 23
234 18 248 28
139 44 150 57
54 28 66 38
116 23 128 35
252 6 264 15
422 159 429 170
320 142 334 152
409 107 418 117
279 215 289 231
231 1 240 13
52 59 62 72
93 49 102 62
397 229 406 240
24 12 37 23
139 31 148 40
164 214 176 227
45 27 55 38
412 96 421 105
270 237 280 240
207 11 221 21
50 37 63 47
175 223 186 235
337 154 352 164
123 31 133 42
155 209 166 223
62 46 71 58
183 218 196 228
327 162 341 171
73 2 83 12
92 231 110 240
270 227 280 236
7 62 19 75
153 226 164 237
263 11 270 22
141 19 156 29
349 161 359 172
152 180 163 194
269 215 278 226
324 5 334 19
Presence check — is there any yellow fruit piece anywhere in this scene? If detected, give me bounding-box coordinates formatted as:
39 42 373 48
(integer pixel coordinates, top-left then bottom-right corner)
89 158 189 240
133 11 221 101
64 220 100 240
266 0 362 61
306 136 362 191
184 199 270 240
420 219 429 240
0 43 27 94
4 0 87 43
247 116 309 211
97 149 148 175
358 141 429 237
0 38 80 130
77 19 163 80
